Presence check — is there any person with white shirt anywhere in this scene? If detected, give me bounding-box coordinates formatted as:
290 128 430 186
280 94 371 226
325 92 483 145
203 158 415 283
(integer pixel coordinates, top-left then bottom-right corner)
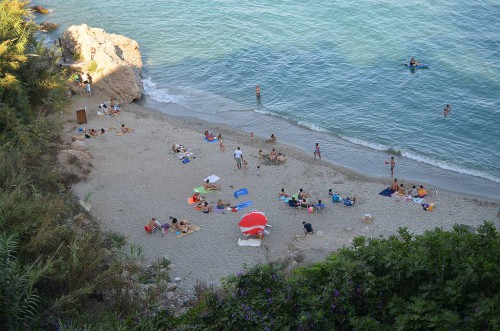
234 146 243 170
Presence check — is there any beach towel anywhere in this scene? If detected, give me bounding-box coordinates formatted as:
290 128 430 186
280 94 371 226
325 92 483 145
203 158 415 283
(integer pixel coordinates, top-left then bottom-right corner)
238 238 261 247
193 186 215 194
204 175 220 183
203 137 219 143
176 224 201 238
234 188 249 199
278 196 290 203
235 201 253 211
187 197 197 204
379 188 395 197
412 197 424 204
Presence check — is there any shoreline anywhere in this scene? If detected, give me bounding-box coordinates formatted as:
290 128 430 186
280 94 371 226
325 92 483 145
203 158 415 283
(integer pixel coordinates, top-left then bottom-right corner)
139 95 500 201
64 91 499 295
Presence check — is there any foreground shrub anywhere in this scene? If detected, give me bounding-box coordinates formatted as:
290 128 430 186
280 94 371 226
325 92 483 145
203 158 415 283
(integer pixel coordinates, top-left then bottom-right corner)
187 223 499 330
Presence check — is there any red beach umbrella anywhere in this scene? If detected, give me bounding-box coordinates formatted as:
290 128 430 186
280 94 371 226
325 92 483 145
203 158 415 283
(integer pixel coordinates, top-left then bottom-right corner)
238 211 268 236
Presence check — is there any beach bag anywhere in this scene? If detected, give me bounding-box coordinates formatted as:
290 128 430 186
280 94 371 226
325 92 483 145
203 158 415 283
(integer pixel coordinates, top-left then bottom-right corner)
182 158 190 164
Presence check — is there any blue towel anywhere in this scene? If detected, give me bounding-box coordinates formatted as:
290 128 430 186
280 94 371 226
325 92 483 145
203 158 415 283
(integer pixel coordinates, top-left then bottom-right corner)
234 188 249 198
379 188 395 197
235 201 253 210
203 137 219 143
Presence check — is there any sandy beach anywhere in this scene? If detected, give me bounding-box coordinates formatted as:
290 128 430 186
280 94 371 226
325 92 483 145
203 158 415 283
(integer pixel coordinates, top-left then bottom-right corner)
63 91 499 296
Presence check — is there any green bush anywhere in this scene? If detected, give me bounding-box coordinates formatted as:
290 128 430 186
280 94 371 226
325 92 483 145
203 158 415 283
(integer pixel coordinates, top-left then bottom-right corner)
183 223 499 330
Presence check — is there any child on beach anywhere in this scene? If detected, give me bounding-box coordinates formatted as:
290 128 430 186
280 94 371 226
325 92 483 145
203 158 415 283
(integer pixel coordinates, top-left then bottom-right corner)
120 124 133 133
250 132 254 143
256 165 261 176
258 149 263 160
328 189 333 197
243 159 248 170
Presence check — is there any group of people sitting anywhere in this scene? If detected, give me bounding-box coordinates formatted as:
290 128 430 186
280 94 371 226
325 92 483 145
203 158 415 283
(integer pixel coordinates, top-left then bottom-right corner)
259 148 286 163
146 217 195 234
278 188 324 211
391 179 428 198
192 192 231 214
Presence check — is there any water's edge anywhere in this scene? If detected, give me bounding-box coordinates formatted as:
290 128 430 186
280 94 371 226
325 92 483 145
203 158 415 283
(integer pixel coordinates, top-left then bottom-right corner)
136 96 500 201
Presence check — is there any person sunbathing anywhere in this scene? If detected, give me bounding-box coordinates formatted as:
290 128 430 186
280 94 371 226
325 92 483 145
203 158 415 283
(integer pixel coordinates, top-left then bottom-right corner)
89 129 98 136
171 217 194 233
397 183 406 196
276 153 286 163
200 201 213 213
204 179 221 190
121 124 133 133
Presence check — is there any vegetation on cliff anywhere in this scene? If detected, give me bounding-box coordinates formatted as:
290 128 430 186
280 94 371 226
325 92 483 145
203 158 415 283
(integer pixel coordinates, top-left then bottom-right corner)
1 1 161 329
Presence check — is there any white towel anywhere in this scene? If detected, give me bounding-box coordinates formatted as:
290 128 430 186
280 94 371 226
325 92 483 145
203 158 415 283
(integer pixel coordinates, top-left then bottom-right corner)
204 175 220 183
238 238 261 247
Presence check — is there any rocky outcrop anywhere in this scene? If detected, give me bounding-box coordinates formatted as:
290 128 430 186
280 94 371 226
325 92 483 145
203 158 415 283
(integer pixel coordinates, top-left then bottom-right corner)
39 22 59 32
32 5 49 14
62 24 143 103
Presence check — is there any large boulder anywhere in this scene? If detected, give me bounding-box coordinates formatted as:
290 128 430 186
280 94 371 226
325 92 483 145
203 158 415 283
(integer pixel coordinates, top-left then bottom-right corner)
62 24 143 103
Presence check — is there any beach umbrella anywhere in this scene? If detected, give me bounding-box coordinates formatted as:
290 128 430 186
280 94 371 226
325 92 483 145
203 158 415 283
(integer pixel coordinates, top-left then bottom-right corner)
238 211 268 236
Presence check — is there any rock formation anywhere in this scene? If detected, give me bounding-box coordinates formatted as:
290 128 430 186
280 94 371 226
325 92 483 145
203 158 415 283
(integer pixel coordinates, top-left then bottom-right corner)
62 24 143 103
39 22 59 32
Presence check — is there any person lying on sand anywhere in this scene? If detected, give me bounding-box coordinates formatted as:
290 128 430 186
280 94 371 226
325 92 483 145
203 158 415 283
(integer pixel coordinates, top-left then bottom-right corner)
204 179 221 190
121 124 133 133
276 153 286 163
171 217 194 233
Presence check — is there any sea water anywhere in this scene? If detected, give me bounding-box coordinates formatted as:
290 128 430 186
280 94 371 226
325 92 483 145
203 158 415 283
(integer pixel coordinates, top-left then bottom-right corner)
38 0 500 199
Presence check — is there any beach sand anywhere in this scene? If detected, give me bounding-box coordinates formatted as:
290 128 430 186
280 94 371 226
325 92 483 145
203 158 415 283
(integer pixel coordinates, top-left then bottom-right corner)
64 91 499 296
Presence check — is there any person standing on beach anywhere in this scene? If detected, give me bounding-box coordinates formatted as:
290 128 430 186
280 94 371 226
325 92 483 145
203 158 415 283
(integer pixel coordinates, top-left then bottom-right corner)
218 134 224 152
87 73 92 86
90 47 96 60
389 156 395 176
234 146 243 170
314 143 321 159
250 132 254 143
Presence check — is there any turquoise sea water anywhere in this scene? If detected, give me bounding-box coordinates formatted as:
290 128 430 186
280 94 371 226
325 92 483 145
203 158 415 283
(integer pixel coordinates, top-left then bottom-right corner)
38 0 500 198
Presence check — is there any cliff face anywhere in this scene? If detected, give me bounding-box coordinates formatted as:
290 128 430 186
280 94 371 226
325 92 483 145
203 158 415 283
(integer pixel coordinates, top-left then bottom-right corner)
62 24 143 103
